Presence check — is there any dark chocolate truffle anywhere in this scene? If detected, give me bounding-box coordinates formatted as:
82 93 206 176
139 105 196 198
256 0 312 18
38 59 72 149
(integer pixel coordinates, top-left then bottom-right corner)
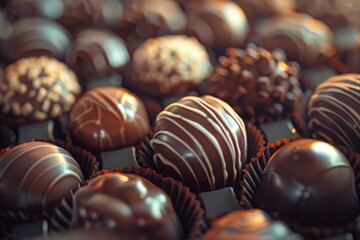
70 87 150 153
202 209 302 239
258 13 335 67
3 18 72 63
0 141 84 220
202 44 302 121
65 29 129 79
254 139 358 226
71 173 183 240
0 57 81 123
129 35 213 97
150 95 247 193
307 74 360 152
184 0 249 51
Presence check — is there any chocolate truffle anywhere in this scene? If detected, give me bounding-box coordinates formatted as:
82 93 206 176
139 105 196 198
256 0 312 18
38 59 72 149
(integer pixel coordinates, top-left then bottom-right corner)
184 0 249 51
70 87 150 153
307 74 360 152
202 44 302 121
254 139 358 226
4 0 64 22
258 13 335 67
150 95 247 193
0 141 84 220
65 29 129 79
0 57 81 123
71 173 183 240
202 209 302 239
129 35 213 97
3 18 72 63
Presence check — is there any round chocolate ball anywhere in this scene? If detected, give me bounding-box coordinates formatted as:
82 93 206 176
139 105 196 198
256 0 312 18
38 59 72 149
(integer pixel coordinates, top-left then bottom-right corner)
0 57 81 124
129 35 213 97
308 74 360 152
184 0 249 51
0 141 84 220
71 173 183 240
3 18 72 63
258 13 335 67
150 95 247 193
202 44 302 121
254 139 358 226
69 87 150 153
65 29 130 79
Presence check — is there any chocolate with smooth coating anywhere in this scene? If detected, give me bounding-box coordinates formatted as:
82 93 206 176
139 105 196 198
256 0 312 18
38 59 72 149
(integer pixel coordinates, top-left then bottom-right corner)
71 173 183 240
70 87 150 153
0 57 81 124
254 139 358 226
202 209 302 240
151 95 247 193
0 141 84 220
307 74 360 152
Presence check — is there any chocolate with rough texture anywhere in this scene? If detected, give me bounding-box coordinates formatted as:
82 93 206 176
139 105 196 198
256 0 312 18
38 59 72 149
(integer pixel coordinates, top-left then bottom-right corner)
70 87 150 153
151 95 247 193
202 209 302 240
71 173 183 240
254 139 358 226
0 141 84 219
308 74 360 152
0 57 81 124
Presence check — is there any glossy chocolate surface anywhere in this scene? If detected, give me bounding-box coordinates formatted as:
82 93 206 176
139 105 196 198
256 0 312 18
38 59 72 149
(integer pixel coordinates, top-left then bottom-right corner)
184 0 249 51
0 57 81 124
71 173 183 240
65 29 129 79
70 87 150 153
203 44 302 121
0 141 84 217
202 209 302 240
3 18 72 63
151 95 247 193
254 139 358 226
308 74 360 152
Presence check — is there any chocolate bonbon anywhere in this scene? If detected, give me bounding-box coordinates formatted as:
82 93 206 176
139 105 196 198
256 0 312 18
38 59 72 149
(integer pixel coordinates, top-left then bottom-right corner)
254 139 358 226
151 95 247 193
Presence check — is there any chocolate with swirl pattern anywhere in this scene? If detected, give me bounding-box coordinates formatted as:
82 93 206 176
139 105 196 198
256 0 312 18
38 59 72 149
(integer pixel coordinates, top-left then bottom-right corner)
308 74 360 152
151 95 247 193
0 141 84 221
70 87 150 153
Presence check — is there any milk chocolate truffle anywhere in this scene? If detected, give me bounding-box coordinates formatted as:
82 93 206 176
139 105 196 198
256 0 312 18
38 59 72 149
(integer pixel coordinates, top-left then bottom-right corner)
202 209 302 239
70 87 150 153
0 57 81 124
308 74 360 152
151 95 247 193
71 173 183 240
3 18 72 63
0 141 84 221
258 13 335 67
129 35 213 97
65 29 130 79
202 44 302 121
254 139 359 226
184 0 249 51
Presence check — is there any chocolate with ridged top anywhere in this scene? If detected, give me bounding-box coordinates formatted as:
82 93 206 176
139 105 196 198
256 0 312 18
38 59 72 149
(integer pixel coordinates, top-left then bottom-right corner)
71 173 183 240
151 95 247 193
202 209 302 240
65 29 129 79
0 141 84 220
308 74 360 152
3 18 72 63
254 139 358 226
70 87 150 153
202 44 302 121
